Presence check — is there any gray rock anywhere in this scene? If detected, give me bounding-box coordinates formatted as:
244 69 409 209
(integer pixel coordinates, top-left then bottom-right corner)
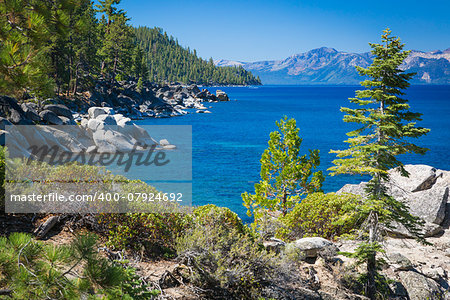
162 144 176 150
263 238 286 254
39 110 63 125
80 118 89 130
387 252 413 271
189 84 200 94
92 129 135 153
86 145 97 153
37 126 89 153
59 116 77 125
388 165 443 192
117 124 155 147
286 237 337 258
87 119 105 132
96 114 117 125
0 95 27 124
21 103 40 122
336 165 450 237
387 165 449 225
216 90 229 101
88 107 114 119
117 117 132 127
0 130 32 157
0 117 13 129
44 104 72 119
159 139 170 146
398 271 442 300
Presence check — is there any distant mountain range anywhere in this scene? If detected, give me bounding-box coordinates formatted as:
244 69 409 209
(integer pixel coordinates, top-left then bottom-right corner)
215 47 450 85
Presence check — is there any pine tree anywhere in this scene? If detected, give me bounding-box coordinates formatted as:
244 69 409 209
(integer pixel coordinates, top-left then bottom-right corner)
242 117 324 226
328 29 430 299
49 0 100 96
0 0 61 99
97 0 134 81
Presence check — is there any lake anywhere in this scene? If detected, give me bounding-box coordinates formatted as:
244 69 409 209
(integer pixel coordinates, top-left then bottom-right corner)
137 85 450 222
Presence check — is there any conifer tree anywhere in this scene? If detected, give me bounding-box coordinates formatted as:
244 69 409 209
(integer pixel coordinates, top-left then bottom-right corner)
243 117 324 225
329 29 430 299
97 0 134 81
0 0 61 98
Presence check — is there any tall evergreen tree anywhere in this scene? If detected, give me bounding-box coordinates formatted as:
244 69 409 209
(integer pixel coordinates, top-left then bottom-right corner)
328 29 430 299
97 0 134 81
49 0 100 96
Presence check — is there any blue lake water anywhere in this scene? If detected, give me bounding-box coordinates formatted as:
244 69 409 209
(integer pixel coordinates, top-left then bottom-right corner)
136 85 450 222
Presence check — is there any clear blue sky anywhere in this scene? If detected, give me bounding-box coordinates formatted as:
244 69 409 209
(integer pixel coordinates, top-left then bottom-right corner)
119 0 450 62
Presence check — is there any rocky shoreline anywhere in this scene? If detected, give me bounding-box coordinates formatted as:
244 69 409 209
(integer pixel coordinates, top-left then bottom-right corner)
77 80 229 120
0 81 230 153
0 80 230 127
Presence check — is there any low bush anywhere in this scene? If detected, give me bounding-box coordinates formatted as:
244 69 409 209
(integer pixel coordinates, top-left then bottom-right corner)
175 204 290 299
98 212 192 258
176 225 276 298
192 204 249 234
277 192 365 241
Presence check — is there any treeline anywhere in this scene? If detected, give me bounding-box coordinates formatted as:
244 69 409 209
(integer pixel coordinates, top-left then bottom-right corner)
0 0 260 101
134 26 261 85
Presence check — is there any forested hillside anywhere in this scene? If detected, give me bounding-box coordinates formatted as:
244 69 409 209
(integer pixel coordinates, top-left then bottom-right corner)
0 0 259 101
134 26 261 85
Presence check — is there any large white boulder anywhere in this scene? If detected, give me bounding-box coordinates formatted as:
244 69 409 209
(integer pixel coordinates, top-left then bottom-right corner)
87 119 105 132
96 114 117 125
88 107 115 119
92 129 135 153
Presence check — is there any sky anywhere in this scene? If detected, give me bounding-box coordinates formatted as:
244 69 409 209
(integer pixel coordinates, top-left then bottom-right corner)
119 0 450 62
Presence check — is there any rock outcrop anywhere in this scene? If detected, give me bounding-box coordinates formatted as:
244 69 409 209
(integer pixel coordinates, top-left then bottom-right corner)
398 270 443 300
1 81 230 126
337 164 450 237
81 80 228 119
1 105 165 157
216 90 229 101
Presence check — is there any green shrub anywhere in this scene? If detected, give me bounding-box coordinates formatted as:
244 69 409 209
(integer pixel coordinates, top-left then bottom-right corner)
98 212 193 258
193 204 249 234
277 192 365 241
174 205 307 298
176 223 276 299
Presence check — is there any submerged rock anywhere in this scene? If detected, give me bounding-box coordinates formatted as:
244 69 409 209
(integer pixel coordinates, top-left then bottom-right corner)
216 90 229 101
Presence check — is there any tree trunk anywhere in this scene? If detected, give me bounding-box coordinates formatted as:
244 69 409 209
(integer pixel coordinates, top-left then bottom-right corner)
366 248 377 299
113 52 118 82
72 64 79 95
366 210 378 300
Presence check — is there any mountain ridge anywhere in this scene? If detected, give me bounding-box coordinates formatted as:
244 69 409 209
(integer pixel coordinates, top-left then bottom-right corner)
215 47 450 85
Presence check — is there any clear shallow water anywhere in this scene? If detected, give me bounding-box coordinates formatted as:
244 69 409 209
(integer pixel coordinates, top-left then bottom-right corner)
137 85 450 222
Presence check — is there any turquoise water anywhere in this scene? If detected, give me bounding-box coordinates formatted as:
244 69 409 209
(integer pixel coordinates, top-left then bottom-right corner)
137 85 450 222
